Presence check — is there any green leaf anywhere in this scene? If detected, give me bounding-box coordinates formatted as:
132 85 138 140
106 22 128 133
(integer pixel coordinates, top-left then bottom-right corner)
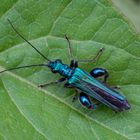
112 0 140 34
0 0 140 140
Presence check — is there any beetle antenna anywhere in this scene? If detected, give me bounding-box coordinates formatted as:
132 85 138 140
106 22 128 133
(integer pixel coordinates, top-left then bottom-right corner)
0 63 48 74
7 19 50 62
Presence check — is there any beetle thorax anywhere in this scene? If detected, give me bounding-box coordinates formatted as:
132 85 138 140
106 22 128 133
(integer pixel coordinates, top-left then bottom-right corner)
48 59 73 78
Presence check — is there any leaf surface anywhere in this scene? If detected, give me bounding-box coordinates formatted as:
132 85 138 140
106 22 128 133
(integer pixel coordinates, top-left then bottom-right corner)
0 0 140 140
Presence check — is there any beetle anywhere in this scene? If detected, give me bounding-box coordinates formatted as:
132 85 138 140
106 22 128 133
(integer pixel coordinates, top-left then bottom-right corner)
0 19 131 112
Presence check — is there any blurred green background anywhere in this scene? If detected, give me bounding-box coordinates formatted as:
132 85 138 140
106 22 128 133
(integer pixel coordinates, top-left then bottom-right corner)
112 0 140 34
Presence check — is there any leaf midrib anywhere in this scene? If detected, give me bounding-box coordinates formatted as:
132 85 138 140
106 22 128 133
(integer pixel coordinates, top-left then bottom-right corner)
2 69 129 140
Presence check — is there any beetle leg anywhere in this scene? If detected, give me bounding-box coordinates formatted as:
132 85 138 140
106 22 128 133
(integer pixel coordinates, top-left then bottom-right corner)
111 85 120 89
64 84 99 109
90 68 109 83
90 68 121 90
79 92 97 109
72 91 79 102
74 61 78 67
64 82 73 88
78 48 104 63
38 77 66 88
70 60 74 67
64 83 79 102
70 60 78 68
72 95 78 102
